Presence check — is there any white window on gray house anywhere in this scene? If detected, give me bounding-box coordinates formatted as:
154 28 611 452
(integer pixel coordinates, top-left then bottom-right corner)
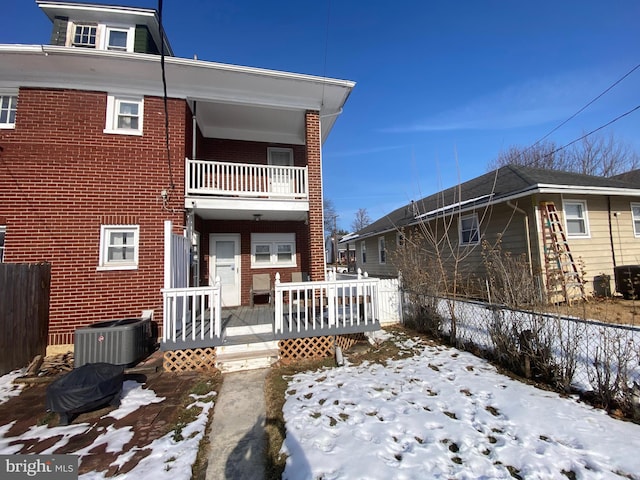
631 203 640 237
378 236 386 264
0 94 17 129
98 225 139 270
396 232 405 247
0 226 5 262
73 24 97 48
361 241 366 264
564 200 589 237
104 95 144 135
251 233 296 268
459 213 480 245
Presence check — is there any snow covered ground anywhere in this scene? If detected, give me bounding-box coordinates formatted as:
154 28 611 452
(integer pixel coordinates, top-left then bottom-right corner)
0 376 214 480
281 331 640 479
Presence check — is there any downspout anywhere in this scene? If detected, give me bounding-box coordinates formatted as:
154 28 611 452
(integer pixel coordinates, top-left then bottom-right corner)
191 100 197 160
607 196 617 268
506 201 533 277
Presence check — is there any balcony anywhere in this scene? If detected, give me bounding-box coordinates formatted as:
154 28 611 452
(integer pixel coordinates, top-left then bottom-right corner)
186 158 308 199
185 159 310 221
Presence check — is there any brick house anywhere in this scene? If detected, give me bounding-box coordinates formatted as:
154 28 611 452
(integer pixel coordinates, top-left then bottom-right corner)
0 1 356 355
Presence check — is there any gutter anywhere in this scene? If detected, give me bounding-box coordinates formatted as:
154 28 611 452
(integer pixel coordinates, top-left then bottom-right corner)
506 201 533 277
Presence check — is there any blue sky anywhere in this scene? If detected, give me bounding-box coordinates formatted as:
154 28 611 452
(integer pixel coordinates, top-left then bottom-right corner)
3 1 639 231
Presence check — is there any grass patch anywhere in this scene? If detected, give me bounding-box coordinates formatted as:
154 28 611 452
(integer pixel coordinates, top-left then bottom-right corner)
37 411 56 426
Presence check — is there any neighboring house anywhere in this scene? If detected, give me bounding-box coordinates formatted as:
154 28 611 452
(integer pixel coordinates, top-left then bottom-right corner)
0 1 355 349
343 164 640 300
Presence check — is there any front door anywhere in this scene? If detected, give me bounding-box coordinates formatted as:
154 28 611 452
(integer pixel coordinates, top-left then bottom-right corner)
210 234 241 307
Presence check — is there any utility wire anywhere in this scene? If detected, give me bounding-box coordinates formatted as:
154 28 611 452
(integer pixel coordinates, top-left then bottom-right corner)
530 62 640 149
158 0 175 191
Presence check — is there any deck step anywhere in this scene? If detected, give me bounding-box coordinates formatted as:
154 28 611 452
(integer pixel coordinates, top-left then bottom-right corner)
216 340 279 373
224 322 273 337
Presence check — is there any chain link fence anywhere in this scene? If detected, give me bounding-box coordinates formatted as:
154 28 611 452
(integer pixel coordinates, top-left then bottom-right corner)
402 290 640 415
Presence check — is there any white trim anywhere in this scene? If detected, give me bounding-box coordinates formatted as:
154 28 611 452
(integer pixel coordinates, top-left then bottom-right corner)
98 224 139 270
0 92 18 129
563 199 590 238
104 94 143 135
251 233 296 268
378 236 386 264
102 25 135 52
459 213 480 246
631 203 640 238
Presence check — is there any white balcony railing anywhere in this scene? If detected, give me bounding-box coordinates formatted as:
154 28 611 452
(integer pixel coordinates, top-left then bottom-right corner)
186 158 308 199
274 271 380 336
162 282 222 346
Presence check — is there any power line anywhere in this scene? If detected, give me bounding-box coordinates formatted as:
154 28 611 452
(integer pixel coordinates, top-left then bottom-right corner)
158 0 175 191
530 62 640 149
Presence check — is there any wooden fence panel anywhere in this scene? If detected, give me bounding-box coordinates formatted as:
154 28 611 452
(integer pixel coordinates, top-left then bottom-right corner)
0 263 50 375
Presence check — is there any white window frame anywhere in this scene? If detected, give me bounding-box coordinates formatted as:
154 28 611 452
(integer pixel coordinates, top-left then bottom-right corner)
631 203 640 237
102 25 135 52
378 236 386 264
563 199 590 238
459 213 480 246
0 226 5 263
104 95 144 135
0 92 17 129
72 24 98 48
251 233 296 268
98 225 140 271
361 241 367 264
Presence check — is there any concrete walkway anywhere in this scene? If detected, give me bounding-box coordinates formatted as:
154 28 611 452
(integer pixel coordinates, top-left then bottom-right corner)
205 368 268 480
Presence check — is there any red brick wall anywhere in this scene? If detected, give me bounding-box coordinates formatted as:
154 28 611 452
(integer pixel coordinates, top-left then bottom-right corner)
0 88 186 345
196 136 306 167
305 111 324 281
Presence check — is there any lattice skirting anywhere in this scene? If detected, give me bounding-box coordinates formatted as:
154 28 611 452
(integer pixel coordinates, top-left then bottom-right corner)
279 333 367 361
163 348 217 372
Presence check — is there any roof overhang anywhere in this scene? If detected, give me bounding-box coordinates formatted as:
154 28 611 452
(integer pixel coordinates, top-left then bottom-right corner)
0 45 355 144
349 183 640 242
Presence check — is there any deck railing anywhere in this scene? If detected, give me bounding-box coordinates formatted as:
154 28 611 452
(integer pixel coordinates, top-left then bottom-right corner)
162 281 222 346
274 270 380 336
186 158 308 199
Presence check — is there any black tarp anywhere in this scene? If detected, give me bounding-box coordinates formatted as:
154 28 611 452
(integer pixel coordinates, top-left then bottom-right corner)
46 362 124 424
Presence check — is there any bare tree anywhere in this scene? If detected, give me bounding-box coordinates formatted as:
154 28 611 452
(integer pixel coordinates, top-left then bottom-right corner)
323 198 338 237
351 208 371 232
488 133 639 177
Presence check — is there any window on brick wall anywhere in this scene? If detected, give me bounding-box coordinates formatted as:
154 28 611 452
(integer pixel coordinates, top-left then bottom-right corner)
0 226 5 263
0 94 17 129
251 233 296 268
104 95 143 135
98 225 139 270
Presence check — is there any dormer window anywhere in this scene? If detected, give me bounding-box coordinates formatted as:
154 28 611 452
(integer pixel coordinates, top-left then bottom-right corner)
106 28 128 51
73 24 97 48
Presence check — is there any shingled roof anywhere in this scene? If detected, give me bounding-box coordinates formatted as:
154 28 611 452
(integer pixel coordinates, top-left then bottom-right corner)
346 164 640 241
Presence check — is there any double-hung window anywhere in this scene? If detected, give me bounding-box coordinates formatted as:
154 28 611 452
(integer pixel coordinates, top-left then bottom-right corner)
631 203 640 237
73 24 97 48
251 233 296 268
564 200 589 237
105 95 144 135
378 236 386 264
0 94 17 129
459 213 480 245
98 225 139 270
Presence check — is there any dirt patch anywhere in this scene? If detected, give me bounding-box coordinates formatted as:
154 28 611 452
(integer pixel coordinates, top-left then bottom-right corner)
544 296 640 326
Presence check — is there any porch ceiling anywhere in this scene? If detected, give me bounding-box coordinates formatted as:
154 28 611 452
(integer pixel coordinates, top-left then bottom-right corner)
189 197 309 222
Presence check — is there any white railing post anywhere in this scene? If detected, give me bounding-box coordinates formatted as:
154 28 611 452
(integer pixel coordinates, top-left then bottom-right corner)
214 277 222 338
274 272 283 334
